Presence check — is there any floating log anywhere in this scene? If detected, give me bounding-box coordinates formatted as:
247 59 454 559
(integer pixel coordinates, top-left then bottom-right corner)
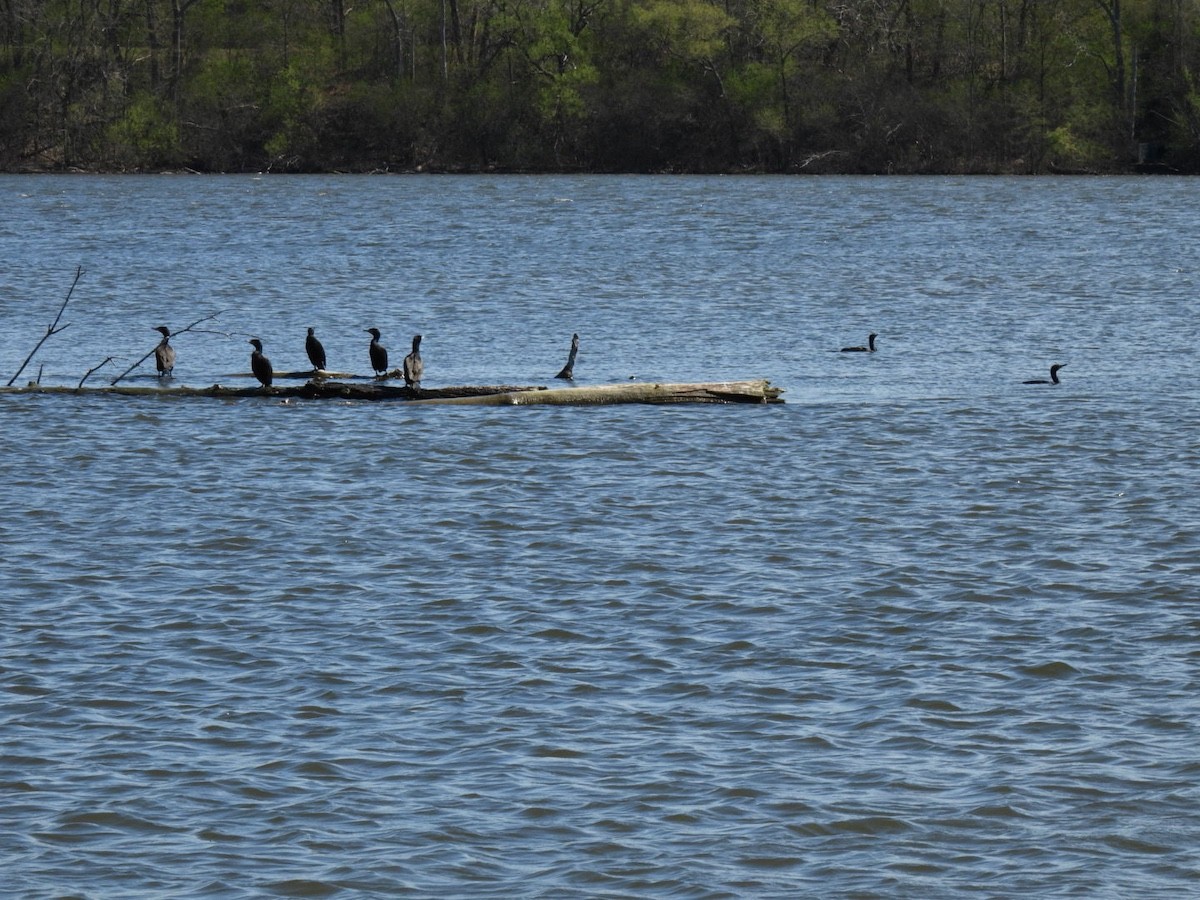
0 382 540 401
292 382 540 401
408 379 783 406
0 379 782 405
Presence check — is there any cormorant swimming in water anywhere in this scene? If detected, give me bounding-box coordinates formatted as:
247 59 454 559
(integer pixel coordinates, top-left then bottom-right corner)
249 338 273 388
305 327 326 372
365 328 388 376
153 326 175 377
841 333 878 352
1023 363 1066 385
403 334 423 389
555 333 579 380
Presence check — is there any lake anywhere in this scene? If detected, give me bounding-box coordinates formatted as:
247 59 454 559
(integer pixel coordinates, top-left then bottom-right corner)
2 174 1198 897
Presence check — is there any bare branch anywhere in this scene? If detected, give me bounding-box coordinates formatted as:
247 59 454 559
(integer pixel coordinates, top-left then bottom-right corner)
174 310 230 336
795 150 847 170
8 266 84 387
109 347 163 386
78 357 116 389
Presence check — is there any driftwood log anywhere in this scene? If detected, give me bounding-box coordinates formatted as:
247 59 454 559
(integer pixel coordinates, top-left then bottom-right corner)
408 380 783 405
1 379 783 405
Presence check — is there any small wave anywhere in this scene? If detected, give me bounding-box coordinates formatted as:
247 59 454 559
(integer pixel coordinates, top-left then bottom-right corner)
737 855 803 869
828 815 913 835
262 880 340 898
1019 661 1080 679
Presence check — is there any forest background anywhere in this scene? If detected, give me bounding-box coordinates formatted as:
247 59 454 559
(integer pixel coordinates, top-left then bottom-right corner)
1 0 1198 174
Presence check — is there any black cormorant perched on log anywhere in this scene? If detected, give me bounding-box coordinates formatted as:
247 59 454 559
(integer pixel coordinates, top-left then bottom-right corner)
153 326 175 377
366 328 388 376
403 334 423 389
1023 363 1066 385
249 338 273 387
841 333 877 352
555 333 579 380
305 327 326 372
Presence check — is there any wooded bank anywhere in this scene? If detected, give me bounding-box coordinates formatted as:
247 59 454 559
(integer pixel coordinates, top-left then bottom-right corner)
2 0 1197 175
0 379 784 405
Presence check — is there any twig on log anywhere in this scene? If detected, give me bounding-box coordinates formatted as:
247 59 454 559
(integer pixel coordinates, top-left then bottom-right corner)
7 266 84 387
78 357 116 389
110 348 163 385
110 309 229 385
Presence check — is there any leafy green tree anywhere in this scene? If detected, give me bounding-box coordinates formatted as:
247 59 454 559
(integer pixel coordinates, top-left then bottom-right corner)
732 0 835 166
3 0 1200 170
107 92 183 168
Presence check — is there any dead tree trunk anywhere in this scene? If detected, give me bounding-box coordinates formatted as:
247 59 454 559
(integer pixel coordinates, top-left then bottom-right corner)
408 380 783 406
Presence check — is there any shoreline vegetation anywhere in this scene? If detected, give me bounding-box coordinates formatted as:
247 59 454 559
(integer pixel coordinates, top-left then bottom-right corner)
2 0 1198 177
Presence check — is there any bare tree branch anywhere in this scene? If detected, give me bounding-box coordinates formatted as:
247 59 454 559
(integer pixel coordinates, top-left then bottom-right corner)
8 266 84 387
175 310 231 335
78 356 116 389
110 347 165 386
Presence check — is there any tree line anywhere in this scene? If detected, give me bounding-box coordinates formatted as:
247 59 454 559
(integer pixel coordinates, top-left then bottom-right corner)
1 0 1197 174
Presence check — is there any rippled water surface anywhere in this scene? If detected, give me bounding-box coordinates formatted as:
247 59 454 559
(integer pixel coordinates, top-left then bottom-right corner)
2 175 1199 897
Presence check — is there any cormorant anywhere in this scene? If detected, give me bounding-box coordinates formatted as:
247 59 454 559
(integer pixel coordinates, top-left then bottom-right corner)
403 334 424 389
305 327 326 372
1023 363 1066 385
249 338 273 388
555 333 579 380
841 333 878 352
366 328 388 376
153 326 175 377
